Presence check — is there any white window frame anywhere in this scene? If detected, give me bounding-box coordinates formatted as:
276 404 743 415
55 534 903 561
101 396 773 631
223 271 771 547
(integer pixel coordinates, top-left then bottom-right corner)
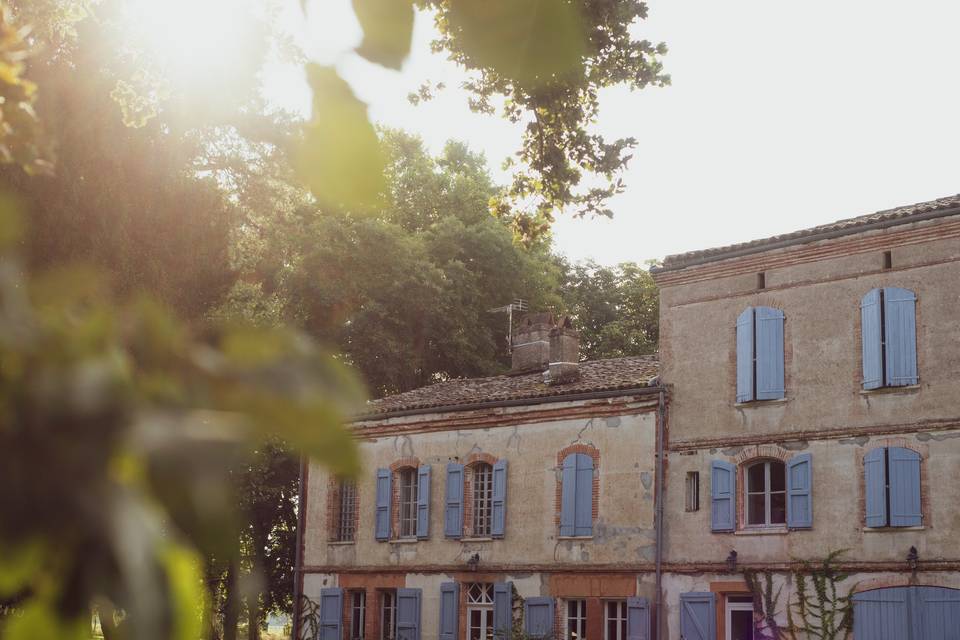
685 471 700 512
350 590 366 640
745 460 786 527
398 468 419 538
725 599 755 640
466 583 494 640
565 599 587 640
604 600 627 640
380 590 396 640
472 463 494 537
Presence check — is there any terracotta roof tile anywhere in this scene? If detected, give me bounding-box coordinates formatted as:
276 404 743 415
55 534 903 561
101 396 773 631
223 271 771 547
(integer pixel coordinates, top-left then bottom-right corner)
658 194 960 271
359 355 659 418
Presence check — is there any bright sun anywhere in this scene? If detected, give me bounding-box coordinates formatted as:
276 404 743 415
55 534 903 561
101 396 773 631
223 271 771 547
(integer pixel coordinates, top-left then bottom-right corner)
120 0 260 85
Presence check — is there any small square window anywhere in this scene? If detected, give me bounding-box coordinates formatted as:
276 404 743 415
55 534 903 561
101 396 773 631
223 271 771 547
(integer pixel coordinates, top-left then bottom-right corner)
685 472 699 512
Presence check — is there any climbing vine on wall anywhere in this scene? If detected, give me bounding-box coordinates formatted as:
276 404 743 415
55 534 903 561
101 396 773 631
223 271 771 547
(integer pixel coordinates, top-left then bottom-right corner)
742 569 786 639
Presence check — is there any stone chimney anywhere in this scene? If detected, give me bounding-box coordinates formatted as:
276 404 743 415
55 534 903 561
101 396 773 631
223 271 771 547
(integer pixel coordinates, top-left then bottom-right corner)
510 312 554 372
510 313 581 383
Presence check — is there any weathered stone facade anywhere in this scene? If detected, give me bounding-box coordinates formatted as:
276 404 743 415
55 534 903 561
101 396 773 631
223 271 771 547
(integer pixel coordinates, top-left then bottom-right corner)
298 196 960 640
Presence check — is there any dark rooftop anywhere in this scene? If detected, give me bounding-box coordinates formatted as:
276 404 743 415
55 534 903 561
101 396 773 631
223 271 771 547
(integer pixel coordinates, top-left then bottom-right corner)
656 194 960 272
358 355 660 418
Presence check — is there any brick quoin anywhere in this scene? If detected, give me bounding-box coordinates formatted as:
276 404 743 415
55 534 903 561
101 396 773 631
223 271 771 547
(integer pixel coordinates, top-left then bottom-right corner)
389 457 420 539
555 443 601 529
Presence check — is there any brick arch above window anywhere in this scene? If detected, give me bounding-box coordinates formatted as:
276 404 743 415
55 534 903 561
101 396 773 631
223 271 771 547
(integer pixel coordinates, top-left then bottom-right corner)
862 438 926 458
389 457 421 472
555 443 600 534
734 444 793 465
465 452 499 467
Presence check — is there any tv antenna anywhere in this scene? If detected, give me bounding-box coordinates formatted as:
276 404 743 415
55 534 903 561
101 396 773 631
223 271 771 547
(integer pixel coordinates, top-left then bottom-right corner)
487 299 528 352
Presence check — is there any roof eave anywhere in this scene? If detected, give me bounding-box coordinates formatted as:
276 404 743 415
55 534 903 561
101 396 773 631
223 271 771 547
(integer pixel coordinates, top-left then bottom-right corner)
652 204 960 275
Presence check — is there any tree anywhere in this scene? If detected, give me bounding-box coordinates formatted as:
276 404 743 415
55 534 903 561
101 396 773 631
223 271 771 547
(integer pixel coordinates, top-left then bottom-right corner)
559 260 659 360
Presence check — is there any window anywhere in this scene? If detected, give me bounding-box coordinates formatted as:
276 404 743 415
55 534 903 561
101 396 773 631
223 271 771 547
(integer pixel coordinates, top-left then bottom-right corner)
398 468 418 538
604 601 627 640
471 463 494 537
883 250 893 270
757 272 766 289
335 480 358 542
745 460 786 526
559 452 594 537
466 583 494 640
380 591 396 640
736 306 785 403
349 591 366 640
861 288 918 390
865 447 922 528
685 472 700 512
566 600 586 640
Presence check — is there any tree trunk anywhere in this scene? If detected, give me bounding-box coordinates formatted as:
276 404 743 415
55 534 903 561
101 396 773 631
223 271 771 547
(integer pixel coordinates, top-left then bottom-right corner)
247 595 261 640
247 521 268 640
223 563 239 640
99 607 117 640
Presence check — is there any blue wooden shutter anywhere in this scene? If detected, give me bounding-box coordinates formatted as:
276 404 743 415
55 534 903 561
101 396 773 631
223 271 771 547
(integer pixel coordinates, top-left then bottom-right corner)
864 448 888 528
318 588 344 640
493 582 512 640
396 588 421 640
416 465 431 539
375 468 391 541
439 582 459 640
861 289 884 390
852 587 910 640
559 454 577 536
883 287 918 387
755 306 785 400
914 586 960 640
679 592 716 640
523 597 554 639
491 459 507 538
888 447 921 527
710 460 736 532
736 307 755 402
444 463 464 539
574 453 594 536
786 453 813 529
626 597 650 640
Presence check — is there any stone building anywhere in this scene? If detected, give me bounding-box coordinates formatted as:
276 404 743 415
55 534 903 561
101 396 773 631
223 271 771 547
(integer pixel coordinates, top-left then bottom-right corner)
296 195 960 640
652 194 960 640
298 313 666 640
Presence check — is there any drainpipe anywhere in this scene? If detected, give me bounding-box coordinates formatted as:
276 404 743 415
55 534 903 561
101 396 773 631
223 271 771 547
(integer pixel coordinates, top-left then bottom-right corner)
654 385 667 640
291 456 307 640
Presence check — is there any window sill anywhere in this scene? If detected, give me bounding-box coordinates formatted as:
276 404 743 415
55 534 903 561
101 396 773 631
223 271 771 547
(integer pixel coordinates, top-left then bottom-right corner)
735 398 788 408
860 384 920 396
390 537 420 544
734 527 788 536
557 535 594 541
461 537 495 542
327 540 356 546
863 525 925 532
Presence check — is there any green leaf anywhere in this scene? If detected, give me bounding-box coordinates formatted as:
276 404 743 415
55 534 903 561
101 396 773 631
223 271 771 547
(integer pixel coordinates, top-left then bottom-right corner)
2 600 86 640
447 0 586 85
0 541 44 598
161 543 206 640
294 65 386 209
352 0 414 69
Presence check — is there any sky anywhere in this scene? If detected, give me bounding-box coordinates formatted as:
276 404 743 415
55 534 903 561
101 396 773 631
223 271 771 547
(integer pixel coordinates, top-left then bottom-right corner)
264 0 960 266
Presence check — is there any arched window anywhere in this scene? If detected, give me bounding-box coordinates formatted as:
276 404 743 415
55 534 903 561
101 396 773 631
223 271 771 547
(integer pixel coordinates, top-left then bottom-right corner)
745 460 786 526
397 467 419 538
472 462 493 537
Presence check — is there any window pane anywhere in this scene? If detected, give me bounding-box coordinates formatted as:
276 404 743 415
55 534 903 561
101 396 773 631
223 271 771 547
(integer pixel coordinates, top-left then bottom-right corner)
747 463 766 492
770 491 786 524
473 463 493 536
747 493 766 525
769 462 786 492
399 469 418 537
